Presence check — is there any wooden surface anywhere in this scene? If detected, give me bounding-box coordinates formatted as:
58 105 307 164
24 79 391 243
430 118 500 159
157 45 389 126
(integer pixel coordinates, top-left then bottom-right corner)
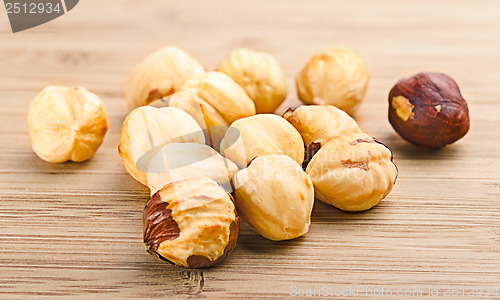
1 0 500 298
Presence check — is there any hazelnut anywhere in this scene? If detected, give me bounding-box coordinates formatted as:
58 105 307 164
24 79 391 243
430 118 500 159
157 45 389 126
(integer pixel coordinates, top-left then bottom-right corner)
125 46 205 110
147 142 239 195
144 177 238 268
216 48 287 113
118 106 205 185
283 105 362 167
27 86 108 163
220 114 304 168
296 47 370 115
170 72 256 148
305 133 397 211
233 155 314 241
388 72 470 149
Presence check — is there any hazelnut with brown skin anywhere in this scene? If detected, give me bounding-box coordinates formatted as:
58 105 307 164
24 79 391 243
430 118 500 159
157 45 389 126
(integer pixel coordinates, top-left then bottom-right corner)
143 177 239 268
388 72 470 149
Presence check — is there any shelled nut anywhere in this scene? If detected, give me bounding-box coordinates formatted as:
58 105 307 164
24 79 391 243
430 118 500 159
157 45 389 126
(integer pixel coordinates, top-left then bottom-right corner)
296 47 370 115
28 86 108 163
125 46 205 109
283 105 362 167
144 177 238 268
147 143 238 195
388 72 470 149
118 106 205 185
170 72 256 149
220 114 304 168
233 155 314 241
306 132 397 211
216 48 287 113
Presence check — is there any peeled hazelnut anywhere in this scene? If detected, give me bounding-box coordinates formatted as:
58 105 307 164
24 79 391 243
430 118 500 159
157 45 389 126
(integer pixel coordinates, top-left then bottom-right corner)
27 86 108 163
233 155 314 241
147 143 238 195
125 46 205 109
388 72 470 149
306 133 397 211
296 47 370 115
144 177 238 268
118 106 205 185
216 48 287 113
220 114 304 168
170 72 256 149
283 105 362 167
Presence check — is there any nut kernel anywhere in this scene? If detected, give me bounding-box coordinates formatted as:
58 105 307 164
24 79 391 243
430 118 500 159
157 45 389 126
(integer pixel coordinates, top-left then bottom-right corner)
172 72 256 149
306 133 397 211
118 106 205 185
147 143 238 195
296 47 370 115
28 86 108 163
220 114 304 168
233 155 314 241
391 96 415 121
216 48 287 113
125 46 204 109
283 105 362 168
144 177 238 268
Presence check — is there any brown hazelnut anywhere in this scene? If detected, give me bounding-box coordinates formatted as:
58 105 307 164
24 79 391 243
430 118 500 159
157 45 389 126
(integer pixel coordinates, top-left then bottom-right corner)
143 177 239 268
388 72 470 149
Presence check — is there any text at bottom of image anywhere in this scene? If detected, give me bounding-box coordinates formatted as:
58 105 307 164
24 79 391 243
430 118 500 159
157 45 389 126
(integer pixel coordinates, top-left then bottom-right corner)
290 285 498 297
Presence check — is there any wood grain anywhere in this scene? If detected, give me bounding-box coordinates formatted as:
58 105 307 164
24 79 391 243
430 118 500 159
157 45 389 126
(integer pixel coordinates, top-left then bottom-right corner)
1 0 499 298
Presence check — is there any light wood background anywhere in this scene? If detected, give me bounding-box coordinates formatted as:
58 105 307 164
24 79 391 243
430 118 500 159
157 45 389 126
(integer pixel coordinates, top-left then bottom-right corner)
1 0 499 298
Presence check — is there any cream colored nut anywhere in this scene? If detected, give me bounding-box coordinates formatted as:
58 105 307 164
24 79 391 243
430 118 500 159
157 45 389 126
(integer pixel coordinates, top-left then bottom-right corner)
216 48 287 113
306 132 397 211
144 177 238 268
283 104 362 148
283 105 362 166
220 114 304 168
125 46 205 109
296 47 370 115
28 86 108 163
171 72 256 149
118 106 205 185
233 155 314 241
147 142 238 195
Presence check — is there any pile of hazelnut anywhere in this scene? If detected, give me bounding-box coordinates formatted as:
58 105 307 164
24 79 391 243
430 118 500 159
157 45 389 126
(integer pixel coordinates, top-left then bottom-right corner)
27 46 470 269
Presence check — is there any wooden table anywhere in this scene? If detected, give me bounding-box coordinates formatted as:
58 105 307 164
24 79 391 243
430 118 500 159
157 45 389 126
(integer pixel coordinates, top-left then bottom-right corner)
1 0 499 298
